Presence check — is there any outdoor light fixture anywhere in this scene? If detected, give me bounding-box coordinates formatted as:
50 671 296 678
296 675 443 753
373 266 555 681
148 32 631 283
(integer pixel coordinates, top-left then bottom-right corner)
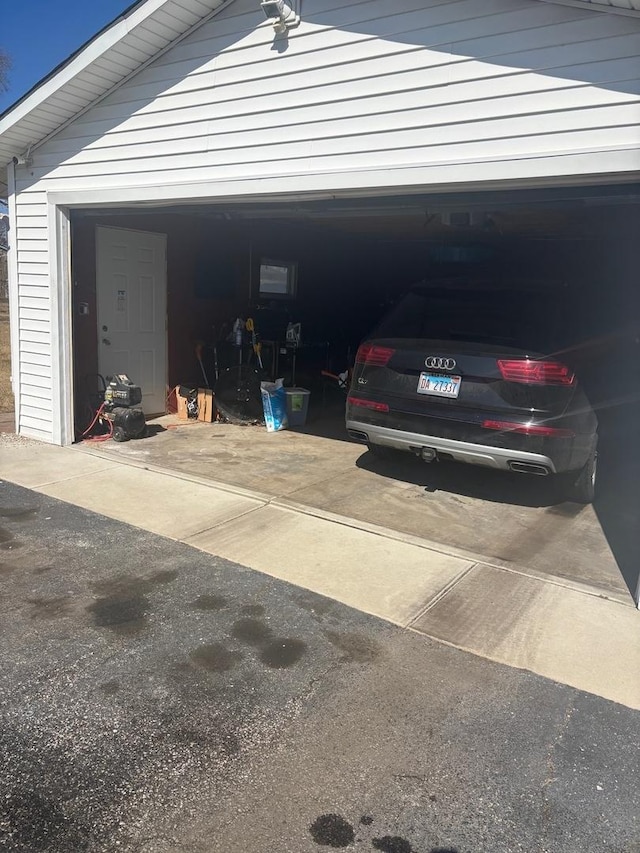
11 145 33 167
260 0 299 32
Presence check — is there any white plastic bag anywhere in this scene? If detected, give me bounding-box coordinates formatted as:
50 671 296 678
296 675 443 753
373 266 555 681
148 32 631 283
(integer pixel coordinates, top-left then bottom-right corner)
260 378 289 432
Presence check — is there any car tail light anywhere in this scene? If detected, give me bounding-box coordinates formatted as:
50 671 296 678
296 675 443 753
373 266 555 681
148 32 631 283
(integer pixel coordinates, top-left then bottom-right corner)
497 359 575 386
347 396 390 413
355 343 395 367
482 420 574 437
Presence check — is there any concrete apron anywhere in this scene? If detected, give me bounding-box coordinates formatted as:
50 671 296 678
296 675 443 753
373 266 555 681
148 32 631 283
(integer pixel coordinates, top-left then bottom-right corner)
81 415 630 600
0 418 638 711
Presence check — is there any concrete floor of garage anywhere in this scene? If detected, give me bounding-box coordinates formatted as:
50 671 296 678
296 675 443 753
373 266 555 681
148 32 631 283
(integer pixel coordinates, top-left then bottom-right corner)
83 396 636 607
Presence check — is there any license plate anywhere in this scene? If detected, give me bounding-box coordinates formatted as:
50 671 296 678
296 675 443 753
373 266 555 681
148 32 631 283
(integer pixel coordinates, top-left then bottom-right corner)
417 373 461 398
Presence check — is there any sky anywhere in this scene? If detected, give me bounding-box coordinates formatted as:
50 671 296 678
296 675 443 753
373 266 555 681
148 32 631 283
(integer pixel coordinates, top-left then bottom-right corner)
0 0 136 114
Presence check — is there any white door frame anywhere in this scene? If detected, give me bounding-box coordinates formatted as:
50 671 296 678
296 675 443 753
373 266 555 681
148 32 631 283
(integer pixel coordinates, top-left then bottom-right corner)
49 200 74 446
6 162 20 434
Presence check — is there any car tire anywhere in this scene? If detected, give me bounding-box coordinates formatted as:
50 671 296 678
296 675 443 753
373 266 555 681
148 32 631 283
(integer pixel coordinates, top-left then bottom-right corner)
560 448 597 504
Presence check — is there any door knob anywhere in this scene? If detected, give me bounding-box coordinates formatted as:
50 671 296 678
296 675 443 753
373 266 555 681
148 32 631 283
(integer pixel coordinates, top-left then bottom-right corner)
102 338 111 345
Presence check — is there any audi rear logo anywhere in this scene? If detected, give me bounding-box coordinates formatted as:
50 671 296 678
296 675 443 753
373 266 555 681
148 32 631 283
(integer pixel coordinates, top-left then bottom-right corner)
425 356 456 371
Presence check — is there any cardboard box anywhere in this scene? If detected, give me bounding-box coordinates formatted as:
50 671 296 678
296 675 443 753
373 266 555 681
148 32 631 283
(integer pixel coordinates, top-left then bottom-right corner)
174 386 215 422
197 388 214 423
175 386 192 420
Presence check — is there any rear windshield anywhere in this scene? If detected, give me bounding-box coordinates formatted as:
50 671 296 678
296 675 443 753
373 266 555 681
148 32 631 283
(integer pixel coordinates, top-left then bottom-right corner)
372 287 567 350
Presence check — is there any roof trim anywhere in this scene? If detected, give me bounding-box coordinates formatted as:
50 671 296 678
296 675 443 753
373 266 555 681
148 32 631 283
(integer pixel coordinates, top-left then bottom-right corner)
0 1 144 123
0 0 166 131
0 0 231 195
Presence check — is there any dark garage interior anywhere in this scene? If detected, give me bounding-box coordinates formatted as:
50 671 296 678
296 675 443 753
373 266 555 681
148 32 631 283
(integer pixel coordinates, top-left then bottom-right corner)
70 183 639 407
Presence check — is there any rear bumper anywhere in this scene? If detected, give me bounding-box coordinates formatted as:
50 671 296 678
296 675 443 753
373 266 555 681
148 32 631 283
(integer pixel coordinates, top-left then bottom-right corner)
347 419 560 473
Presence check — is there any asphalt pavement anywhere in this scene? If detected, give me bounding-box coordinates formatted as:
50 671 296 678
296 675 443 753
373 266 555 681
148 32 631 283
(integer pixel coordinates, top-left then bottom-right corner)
1 479 638 853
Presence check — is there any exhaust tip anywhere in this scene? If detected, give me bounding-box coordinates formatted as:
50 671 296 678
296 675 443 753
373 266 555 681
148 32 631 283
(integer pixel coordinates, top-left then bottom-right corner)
509 461 550 476
348 429 369 443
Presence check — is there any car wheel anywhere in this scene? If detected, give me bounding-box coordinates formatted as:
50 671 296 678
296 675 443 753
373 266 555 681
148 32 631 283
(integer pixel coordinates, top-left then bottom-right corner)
561 448 597 504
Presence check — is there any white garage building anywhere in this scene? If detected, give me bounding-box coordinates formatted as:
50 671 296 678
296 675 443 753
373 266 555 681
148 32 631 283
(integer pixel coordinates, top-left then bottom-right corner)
0 0 638 445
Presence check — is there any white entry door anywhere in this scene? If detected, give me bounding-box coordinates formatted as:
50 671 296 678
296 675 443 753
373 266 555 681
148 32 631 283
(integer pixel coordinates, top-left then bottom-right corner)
96 226 167 415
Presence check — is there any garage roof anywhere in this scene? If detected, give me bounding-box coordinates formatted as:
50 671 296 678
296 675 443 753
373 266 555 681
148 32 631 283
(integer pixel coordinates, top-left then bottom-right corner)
0 0 638 196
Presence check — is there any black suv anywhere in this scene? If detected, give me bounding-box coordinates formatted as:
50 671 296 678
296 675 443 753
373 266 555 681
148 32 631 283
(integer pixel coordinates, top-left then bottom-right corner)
346 280 598 503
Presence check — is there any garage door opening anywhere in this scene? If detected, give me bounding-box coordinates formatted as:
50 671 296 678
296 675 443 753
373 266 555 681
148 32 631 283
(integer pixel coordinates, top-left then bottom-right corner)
68 182 639 602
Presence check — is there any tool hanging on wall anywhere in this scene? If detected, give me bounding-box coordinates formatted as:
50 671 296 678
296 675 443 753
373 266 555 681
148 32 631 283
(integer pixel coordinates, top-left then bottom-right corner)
245 317 264 370
233 317 244 348
211 325 220 382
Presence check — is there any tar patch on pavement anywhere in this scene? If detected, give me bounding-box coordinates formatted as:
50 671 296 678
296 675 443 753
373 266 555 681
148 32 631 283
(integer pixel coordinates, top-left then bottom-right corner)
223 606 308 669
294 590 336 618
87 591 150 635
0 506 39 521
27 596 74 620
86 571 180 635
309 813 356 847
1 787 91 851
372 836 413 853
189 643 243 672
231 617 273 646
259 637 307 668
324 630 383 663
148 569 180 584
310 814 421 851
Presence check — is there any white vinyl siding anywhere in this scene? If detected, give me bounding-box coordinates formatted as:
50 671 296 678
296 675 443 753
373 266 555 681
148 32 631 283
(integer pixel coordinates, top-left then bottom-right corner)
15 0 640 195
11 188 52 439
8 0 640 442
